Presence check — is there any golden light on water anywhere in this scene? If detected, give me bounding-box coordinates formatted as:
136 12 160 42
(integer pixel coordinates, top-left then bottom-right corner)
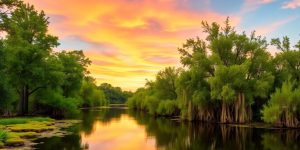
81 115 156 150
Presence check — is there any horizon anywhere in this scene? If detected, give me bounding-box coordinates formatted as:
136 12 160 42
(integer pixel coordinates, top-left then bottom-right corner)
24 0 300 91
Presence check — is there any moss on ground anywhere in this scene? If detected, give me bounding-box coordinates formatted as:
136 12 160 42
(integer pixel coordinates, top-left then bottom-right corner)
7 121 55 132
5 138 25 147
0 117 80 149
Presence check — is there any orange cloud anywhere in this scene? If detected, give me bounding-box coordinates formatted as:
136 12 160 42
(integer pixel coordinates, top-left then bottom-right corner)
24 0 240 90
282 0 300 9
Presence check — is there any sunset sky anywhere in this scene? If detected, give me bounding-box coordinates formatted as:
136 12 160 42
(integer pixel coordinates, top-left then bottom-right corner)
24 0 300 91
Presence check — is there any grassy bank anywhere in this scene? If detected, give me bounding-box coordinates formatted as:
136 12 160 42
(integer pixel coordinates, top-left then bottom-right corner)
0 117 80 149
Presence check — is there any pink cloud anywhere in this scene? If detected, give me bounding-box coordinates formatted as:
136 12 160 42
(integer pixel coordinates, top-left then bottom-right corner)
255 16 298 35
282 0 300 9
240 0 274 14
22 0 241 90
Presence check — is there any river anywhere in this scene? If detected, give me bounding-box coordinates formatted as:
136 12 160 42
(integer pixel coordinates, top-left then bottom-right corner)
33 107 300 150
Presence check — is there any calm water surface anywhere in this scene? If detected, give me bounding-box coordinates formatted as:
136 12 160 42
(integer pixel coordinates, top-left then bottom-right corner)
34 107 300 150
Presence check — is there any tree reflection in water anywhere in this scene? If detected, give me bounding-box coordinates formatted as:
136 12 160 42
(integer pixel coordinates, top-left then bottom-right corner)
34 108 300 150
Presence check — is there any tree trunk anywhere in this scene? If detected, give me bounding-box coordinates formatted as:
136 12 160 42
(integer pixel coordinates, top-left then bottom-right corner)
19 85 29 115
198 106 215 122
221 101 232 123
234 92 249 123
282 110 299 127
188 100 193 121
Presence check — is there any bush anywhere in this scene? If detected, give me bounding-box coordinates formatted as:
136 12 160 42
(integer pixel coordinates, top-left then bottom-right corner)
80 79 108 107
36 88 80 117
262 80 300 127
127 88 147 110
157 100 179 116
145 96 160 115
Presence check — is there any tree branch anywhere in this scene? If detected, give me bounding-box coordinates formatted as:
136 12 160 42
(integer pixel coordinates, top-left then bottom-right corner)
29 86 45 95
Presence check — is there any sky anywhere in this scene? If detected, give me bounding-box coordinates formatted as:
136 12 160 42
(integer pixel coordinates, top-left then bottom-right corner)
24 0 300 91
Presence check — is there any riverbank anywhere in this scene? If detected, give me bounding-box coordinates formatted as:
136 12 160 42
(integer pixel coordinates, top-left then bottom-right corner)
0 117 80 149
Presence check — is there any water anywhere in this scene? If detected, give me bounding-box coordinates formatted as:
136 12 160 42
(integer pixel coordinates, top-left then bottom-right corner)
34 107 300 150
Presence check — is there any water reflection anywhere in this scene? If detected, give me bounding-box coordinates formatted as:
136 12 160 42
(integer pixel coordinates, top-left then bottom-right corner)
34 108 300 150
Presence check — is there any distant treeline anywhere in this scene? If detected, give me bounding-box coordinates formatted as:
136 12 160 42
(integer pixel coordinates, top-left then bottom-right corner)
128 18 300 128
0 0 130 117
98 83 133 104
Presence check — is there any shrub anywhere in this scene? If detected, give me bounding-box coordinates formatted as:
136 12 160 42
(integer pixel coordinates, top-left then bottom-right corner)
262 80 300 127
157 100 179 116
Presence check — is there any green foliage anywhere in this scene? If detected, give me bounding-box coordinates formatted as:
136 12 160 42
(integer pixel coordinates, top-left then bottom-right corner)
262 80 300 127
127 88 146 109
2 0 300 128
157 100 178 116
35 88 80 117
0 117 53 125
58 50 91 97
98 83 132 104
128 67 180 116
80 77 107 107
130 18 277 124
0 1 60 115
0 130 8 142
0 1 107 117
145 96 160 115
155 67 180 100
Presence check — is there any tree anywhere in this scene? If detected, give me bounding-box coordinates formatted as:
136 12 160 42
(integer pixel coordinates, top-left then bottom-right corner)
98 83 128 104
57 50 91 98
127 67 181 116
80 76 107 107
155 67 180 100
0 38 16 115
204 19 274 123
261 37 300 127
272 37 300 86
177 37 213 121
1 2 59 115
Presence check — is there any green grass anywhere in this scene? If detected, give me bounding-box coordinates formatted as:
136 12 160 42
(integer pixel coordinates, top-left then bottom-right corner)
7 121 55 132
0 130 8 142
0 117 54 125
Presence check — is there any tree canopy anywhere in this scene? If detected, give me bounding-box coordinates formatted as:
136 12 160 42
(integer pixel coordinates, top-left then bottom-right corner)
128 18 300 127
0 0 117 117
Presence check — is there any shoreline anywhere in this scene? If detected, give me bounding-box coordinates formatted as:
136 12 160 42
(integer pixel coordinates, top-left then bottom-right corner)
0 117 80 150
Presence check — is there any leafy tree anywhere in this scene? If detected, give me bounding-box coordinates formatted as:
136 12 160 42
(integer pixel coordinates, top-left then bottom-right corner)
0 39 16 115
176 37 213 121
272 37 300 86
80 77 107 107
1 2 59 115
57 50 91 98
261 37 300 127
98 83 128 104
130 19 274 124
127 67 180 116
155 67 180 100
203 19 274 123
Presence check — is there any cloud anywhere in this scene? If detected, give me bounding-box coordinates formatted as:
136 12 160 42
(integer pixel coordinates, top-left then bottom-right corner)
239 0 274 14
254 16 298 36
282 0 300 9
23 0 239 90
